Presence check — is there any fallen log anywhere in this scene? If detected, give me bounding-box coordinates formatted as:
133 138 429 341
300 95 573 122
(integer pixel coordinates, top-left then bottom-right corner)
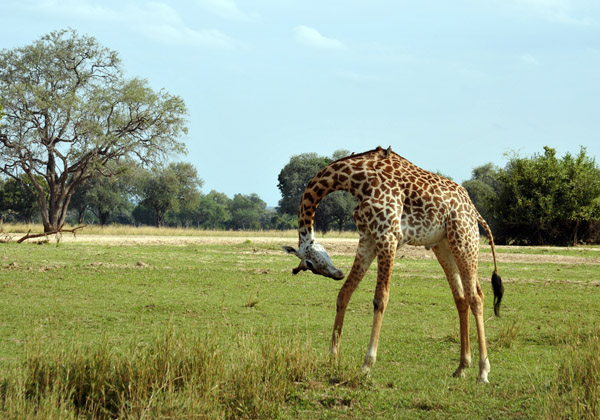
17 225 87 243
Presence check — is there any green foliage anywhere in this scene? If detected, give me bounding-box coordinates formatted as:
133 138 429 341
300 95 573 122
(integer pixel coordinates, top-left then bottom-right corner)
130 178 278 230
69 160 141 225
0 175 44 223
277 152 331 216
277 150 356 232
131 203 155 226
268 212 297 230
0 29 188 232
464 147 600 245
139 169 179 227
462 163 502 233
228 193 267 230
194 190 232 229
137 162 203 227
314 190 356 232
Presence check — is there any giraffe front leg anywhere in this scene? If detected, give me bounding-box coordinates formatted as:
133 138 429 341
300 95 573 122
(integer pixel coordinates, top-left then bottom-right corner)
331 234 376 357
362 246 395 373
331 286 355 357
362 291 389 372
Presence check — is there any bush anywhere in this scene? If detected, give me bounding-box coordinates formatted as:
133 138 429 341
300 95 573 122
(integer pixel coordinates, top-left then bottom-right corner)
464 147 600 245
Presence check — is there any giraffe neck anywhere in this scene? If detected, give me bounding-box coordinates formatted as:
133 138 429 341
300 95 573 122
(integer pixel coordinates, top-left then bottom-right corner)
297 165 349 246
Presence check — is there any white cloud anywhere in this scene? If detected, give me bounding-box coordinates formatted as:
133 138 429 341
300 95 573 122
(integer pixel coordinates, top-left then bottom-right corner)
293 25 347 51
196 0 259 21
20 0 238 49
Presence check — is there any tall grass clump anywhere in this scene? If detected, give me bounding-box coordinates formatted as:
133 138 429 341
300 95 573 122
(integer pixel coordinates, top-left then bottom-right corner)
221 331 317 419
20 326 225 419
494 319 521 349
1 326 320 419
546 328 600 419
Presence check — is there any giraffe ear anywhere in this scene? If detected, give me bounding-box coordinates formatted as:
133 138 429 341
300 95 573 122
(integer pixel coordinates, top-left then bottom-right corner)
282 245 299 257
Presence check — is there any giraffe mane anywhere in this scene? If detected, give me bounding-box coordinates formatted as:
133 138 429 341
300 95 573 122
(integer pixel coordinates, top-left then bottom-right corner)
329 146 396 165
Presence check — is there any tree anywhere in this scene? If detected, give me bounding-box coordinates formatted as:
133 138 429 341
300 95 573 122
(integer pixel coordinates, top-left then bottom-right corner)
0 175 42 223
277 153 330 216
228 193 267 230
467 146 600 245
69 160 140 225
267 212 297 230
462 163 501 234
551 147 600 245
277 150 356 232
132 203 155 227
139 168 178 228
194 191 231 229
170 162 203 226
138 162 203 227
0 29 187 233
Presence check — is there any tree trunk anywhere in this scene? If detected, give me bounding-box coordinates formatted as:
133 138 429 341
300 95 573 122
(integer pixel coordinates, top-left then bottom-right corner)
78 208 86 225
573 220 580 246
99 210 110 226
43 188 73 233
44 203 63 233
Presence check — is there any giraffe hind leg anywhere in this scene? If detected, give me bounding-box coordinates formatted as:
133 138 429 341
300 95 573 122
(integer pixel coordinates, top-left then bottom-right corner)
447 230 491 383
432 238 471 378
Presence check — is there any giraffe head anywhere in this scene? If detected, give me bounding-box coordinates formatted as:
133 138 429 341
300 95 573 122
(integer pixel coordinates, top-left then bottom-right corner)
282 240 344 280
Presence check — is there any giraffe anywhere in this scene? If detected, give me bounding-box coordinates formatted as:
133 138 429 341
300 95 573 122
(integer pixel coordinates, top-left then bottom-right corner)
283 146 504 383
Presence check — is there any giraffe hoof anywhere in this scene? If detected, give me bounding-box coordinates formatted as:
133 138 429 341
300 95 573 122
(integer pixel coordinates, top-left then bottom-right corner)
362 355 376 373
477 358 490 383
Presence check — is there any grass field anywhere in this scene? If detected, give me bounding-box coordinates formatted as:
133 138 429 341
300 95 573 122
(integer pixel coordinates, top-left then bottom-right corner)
0 228 599 419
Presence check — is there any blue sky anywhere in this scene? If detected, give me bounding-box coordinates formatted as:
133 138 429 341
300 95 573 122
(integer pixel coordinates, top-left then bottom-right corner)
2 0 599 207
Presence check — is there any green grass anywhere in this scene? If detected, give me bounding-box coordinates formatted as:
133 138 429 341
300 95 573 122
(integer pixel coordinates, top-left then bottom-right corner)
1 237 599 419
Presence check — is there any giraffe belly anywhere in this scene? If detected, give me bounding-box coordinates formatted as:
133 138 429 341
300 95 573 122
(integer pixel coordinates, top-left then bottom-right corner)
399 217 446 247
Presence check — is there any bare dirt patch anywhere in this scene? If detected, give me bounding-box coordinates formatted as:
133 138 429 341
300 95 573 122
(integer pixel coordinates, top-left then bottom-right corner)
49 234 600 265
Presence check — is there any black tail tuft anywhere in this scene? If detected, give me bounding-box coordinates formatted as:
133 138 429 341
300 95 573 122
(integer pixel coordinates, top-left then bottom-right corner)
491 271 504 317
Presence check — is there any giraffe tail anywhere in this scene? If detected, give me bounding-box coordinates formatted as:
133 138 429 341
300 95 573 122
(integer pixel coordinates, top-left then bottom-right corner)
491 271 504 317
477 213 504 317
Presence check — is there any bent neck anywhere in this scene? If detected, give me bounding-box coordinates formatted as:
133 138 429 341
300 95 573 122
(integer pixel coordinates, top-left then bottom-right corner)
297 165 348 246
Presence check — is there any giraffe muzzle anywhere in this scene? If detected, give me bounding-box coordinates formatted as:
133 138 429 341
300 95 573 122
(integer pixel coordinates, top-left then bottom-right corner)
291 263 344 280
330 269 345 280
324 267 345 280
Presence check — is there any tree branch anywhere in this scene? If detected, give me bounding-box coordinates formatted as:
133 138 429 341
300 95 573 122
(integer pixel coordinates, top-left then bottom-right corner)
17 225 87 243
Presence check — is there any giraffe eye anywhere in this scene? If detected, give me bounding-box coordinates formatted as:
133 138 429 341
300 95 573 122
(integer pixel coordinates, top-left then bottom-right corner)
305 260 315 270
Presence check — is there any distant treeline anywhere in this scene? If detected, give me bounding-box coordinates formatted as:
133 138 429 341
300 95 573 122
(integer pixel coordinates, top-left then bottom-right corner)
0 161 296 231
2 146 600 245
